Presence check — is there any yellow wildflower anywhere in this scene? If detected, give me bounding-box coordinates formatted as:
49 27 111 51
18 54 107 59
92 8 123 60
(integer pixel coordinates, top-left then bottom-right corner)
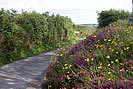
108 72 111 75
124 48 127 50
116 52 119 54
98 66 102 69
85 58 89 62
126 47 130 50
115 59 119 62
96 45 99 48
66 75 70 80
64 64 68 66
108 39 111 42
106 55 110 59
65 67 68 69
107 64 111 66
93 35 96 37
120 69 122 72
60 54 63 56
111 61 114 64
104 39 107 41
111 49 114 52
48 85 52 89
120 63 123 65
131 67 133 69
66 51 69 53
108 78 111 80
91 58 94 61
69 65 72 67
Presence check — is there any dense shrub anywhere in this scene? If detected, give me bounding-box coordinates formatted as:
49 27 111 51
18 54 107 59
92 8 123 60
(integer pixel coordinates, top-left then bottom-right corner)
0 9 76 64
97 9 130 28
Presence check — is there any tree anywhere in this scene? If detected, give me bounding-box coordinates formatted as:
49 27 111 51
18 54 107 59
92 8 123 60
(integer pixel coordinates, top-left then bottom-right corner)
97 9 130 28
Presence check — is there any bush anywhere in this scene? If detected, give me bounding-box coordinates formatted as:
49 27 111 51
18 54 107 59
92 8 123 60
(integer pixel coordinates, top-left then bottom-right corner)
0 9 76 64
97 9 130 28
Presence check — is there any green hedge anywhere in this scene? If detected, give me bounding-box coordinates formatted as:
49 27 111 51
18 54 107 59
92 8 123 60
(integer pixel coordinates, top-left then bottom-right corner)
0 9 76 64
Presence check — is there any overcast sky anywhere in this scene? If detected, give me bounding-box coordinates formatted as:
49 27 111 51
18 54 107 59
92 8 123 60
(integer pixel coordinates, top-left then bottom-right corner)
0 0 132 24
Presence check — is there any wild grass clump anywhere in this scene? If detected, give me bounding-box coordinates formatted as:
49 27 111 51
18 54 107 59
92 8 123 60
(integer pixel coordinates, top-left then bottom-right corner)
42 23 133 89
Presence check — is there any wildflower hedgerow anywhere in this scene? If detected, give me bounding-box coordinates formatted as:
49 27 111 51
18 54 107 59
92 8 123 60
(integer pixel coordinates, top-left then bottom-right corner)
42 24 133 89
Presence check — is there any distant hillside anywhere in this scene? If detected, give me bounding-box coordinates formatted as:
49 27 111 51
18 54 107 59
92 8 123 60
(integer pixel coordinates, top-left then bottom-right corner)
80 24 98 27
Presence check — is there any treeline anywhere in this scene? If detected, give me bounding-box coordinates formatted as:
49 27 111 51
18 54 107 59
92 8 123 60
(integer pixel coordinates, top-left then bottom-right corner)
0 9 75 64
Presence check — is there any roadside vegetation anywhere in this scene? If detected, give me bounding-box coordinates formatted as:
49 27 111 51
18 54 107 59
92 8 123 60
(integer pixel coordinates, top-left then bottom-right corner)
42 9 133 89
0 9 77 64
0 9 95 64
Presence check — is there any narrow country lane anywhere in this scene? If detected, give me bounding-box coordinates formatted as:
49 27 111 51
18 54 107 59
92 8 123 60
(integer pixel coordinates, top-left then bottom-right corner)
0 50 56 89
